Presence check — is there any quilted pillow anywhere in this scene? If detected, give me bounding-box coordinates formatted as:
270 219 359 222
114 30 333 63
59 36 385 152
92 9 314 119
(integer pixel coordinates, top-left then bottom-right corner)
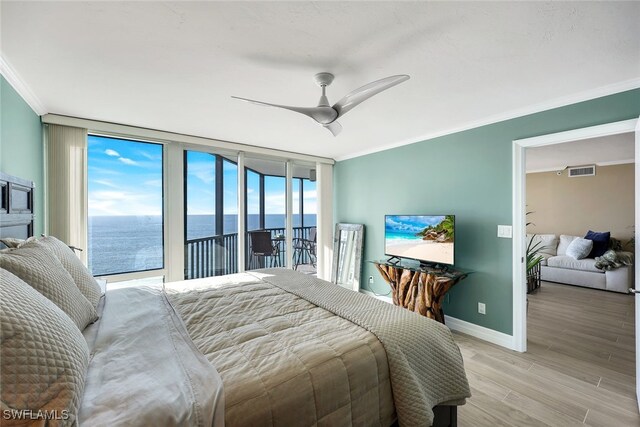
0 268 89 426
566 238 593 260
0 237 23 248
32 236 103 309
0 240 97 330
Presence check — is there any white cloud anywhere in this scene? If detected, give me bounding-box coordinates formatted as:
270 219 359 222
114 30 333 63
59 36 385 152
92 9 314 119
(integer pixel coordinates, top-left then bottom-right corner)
89 190 161 216
187 162 215 184
93 179 118 188
144 179 163 188
119 157 139 166
105 149 120 157
302 201 317 213
386 217 423 232
137 150 161 161
88 166 122 176
264 193 285 214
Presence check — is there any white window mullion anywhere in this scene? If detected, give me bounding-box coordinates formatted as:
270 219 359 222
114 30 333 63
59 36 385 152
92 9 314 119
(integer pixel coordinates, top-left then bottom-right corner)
285 160 293 269
165 142 184 282
237 152 246 272
316 162 333 281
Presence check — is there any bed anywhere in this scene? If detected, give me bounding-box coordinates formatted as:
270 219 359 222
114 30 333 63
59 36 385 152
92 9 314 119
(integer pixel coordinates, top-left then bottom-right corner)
0 173 470 427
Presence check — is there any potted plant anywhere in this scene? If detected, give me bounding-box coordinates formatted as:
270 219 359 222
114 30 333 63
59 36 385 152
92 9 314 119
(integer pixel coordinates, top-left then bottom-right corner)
526 211 545 293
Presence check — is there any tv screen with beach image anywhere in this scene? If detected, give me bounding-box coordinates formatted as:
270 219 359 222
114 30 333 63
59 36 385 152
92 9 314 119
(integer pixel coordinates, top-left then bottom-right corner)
385 215 455 265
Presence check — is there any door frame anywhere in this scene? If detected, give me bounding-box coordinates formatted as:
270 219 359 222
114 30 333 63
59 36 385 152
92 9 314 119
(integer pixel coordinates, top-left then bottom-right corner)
512 118 639 353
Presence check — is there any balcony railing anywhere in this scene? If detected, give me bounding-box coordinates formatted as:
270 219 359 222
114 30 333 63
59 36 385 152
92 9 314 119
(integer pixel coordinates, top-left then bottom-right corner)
185 226 315 280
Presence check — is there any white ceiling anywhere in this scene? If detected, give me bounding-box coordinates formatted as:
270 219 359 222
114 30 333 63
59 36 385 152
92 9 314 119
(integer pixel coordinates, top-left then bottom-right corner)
526 133 635 173
2 2 639 160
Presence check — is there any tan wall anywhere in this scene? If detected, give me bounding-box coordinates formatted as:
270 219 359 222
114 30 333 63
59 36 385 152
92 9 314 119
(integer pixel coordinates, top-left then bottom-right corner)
526 163 635 245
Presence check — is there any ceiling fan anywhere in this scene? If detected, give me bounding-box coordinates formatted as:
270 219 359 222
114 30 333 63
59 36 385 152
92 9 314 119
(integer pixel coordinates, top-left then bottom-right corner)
232 73 410 136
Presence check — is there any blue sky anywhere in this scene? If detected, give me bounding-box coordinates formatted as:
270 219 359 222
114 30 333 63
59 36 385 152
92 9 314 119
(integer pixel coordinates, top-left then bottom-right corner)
385 215 445 233
88 136 317 216
88 135 163 216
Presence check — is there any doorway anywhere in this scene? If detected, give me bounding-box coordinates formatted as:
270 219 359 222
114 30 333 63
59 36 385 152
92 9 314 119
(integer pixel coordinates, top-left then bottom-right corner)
512 117 640 409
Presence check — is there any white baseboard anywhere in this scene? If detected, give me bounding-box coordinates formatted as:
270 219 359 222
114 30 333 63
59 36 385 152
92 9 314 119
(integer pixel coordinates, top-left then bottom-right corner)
359 289 515 350
443 315 515 349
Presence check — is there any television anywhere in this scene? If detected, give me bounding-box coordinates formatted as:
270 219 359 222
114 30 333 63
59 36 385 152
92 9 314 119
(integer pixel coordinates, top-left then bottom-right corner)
385 215 455 266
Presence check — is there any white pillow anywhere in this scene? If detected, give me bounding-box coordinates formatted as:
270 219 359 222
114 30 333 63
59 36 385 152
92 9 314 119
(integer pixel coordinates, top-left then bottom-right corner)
0 240 98 329
0 237 23 248
526 234 559 257
557 235 581 256
565 238 593 260
33 236 103 309
0 268 89 425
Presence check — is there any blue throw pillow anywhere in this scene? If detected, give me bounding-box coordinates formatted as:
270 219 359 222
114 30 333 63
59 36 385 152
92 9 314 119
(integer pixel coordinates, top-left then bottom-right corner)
584 230 610 258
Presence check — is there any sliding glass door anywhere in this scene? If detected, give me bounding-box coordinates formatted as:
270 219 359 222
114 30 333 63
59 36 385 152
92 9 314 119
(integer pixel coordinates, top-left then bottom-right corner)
291 163 317 271
184 150 238 279
183 154 319 278
244 157 288 270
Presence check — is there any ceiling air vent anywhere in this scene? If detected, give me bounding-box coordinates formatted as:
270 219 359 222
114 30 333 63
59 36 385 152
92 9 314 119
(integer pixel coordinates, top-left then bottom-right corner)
568 165 596 178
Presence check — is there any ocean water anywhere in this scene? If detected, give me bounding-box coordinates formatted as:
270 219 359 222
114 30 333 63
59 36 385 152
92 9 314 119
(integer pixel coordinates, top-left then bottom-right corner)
385 230 422 245
88 214 316 276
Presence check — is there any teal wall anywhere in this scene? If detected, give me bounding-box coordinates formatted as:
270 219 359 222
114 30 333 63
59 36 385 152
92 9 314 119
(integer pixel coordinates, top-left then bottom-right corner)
335 89 640 335
0 76 44 235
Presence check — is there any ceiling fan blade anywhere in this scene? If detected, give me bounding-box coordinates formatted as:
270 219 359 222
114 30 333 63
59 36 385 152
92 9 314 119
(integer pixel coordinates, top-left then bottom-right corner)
231 96 337 124
323 121 342 137
332 75 410 118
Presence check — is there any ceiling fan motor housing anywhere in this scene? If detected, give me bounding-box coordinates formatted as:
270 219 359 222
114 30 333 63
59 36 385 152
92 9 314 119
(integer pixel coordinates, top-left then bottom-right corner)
314 72 335 87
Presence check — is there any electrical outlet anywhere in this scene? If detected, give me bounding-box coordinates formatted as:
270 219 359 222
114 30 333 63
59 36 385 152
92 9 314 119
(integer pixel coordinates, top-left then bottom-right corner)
368 276 374 285
478 302 486 315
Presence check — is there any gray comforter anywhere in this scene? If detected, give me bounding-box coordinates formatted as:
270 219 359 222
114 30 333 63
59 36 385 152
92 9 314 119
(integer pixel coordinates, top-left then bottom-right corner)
166 272 396 427
167 269 470 427
255 269 471 426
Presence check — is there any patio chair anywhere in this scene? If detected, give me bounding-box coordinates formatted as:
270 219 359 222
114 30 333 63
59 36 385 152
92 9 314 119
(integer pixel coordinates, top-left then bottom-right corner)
293 228 317 270
249 231 280 269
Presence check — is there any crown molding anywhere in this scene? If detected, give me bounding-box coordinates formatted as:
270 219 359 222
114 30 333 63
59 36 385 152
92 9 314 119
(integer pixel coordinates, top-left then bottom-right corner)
335 78 640 162
0 55 47 116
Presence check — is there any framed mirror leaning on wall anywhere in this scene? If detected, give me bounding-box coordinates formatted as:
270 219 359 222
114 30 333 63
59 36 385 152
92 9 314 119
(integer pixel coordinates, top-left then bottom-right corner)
331 223 364 291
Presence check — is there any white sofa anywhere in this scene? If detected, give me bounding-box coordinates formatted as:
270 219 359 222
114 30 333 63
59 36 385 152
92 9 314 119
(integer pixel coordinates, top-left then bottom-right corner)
527 234 634 294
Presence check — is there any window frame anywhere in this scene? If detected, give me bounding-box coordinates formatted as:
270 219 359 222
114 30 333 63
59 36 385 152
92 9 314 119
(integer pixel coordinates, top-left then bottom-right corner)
86 133 167 281
84 134 329 283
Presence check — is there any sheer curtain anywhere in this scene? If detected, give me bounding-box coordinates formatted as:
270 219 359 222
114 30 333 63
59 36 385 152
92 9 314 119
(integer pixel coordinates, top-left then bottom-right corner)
45 124 88 264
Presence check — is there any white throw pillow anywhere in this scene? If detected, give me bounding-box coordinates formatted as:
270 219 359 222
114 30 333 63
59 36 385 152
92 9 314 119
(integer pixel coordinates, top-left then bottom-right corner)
33 236 103 309
557 235 581 256
0 237 24 248
565 238 593 260
526 234 559 257
0 268 89 426
0 240 98 329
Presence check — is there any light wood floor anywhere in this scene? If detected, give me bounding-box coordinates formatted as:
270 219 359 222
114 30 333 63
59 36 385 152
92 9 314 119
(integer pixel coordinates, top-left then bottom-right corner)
453 281 638 427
